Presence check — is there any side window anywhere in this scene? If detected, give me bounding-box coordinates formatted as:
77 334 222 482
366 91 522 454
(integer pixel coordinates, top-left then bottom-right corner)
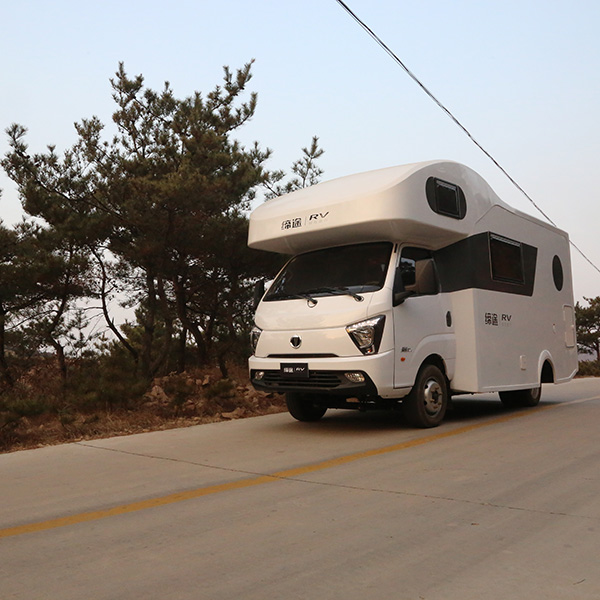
426 177 467 219
396 247 437 296
552 255 564 291
489 234 524 285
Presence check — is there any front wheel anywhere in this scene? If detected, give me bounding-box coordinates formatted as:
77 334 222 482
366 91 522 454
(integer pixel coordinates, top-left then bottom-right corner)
285 393 327 422
403 364 448 428
499 386 541 407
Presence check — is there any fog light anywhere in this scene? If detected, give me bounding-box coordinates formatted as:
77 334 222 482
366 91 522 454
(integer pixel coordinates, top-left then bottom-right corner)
345 372 365 384
254 371 265 381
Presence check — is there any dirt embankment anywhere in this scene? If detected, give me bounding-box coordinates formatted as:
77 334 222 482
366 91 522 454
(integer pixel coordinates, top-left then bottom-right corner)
0 367 285 453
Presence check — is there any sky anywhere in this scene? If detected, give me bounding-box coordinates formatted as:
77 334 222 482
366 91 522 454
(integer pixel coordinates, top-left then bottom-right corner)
1 0 599 302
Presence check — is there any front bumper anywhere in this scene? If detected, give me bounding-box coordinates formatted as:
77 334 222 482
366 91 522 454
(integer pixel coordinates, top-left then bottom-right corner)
249 350 396 398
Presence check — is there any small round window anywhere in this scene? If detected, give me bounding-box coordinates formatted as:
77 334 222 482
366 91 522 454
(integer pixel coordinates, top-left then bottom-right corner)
552 255 563 291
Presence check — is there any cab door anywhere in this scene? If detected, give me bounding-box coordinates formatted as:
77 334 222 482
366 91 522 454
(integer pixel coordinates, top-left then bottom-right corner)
392 247 455 390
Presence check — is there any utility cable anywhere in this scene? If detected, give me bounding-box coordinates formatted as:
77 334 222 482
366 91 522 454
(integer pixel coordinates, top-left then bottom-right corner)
335 0 600 276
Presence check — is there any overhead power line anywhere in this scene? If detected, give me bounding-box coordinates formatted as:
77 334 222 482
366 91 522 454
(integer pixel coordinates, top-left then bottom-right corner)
335 0 600 276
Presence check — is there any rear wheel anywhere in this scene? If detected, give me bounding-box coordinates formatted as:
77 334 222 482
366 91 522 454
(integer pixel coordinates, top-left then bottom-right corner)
285 393 327 422
403 364 448 428
499 386 541 407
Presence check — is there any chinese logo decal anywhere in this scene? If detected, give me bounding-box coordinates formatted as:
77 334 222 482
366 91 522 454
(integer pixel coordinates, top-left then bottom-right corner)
281 217 303 230
484 312 512 327
485 312 499 326
281 212 329 230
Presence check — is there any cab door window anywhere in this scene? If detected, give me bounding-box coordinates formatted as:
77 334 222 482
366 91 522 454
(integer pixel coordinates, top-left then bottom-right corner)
395 247 437 295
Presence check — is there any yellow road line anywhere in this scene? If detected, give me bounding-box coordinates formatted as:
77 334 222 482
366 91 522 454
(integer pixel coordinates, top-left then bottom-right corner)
1 397 597 539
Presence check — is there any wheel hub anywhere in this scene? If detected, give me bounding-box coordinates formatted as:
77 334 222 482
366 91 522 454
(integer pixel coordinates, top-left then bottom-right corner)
423 378 443 416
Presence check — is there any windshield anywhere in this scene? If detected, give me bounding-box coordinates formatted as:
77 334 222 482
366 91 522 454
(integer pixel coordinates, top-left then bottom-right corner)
264 242 393 301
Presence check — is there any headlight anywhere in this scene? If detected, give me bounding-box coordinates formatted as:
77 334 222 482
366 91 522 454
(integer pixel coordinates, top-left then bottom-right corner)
346 315 386 355
250 326 262 353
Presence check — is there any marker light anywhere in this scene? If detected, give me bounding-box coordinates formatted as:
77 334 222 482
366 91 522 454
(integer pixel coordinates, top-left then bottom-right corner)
345 315 386 355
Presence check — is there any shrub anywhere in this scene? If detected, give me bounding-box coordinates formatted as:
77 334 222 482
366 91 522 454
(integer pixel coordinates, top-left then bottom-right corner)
66 355 149 411
577 360 600 377
161 375 195 409
204 378 235 400
5 396 49 417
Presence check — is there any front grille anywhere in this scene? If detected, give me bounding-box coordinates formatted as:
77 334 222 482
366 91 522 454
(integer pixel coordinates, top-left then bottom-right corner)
267 353 338 359
261 370 343 389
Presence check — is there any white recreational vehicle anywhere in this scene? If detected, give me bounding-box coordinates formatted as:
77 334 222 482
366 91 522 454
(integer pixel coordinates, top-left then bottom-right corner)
248 160 578 427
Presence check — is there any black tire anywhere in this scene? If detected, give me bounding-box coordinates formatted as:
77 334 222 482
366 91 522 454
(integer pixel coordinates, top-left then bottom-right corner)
285 393 327 422
499 386 541 408
403 364 448 428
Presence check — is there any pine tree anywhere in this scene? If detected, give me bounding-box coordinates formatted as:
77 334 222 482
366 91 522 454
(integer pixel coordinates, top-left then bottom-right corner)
576 296 600 361
3 61 313 379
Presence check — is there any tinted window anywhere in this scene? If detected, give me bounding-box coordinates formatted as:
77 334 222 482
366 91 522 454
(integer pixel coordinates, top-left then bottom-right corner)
489 234 524 284
552 255 564 291
264 242 393 301
434 232 538 297
426 177 467 219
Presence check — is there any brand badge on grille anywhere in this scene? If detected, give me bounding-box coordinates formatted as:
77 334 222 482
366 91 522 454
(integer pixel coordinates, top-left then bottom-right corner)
290 335 302 349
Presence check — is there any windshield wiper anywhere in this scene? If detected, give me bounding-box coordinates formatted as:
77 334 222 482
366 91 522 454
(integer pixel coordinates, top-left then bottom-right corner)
268 292 318 305
305 287 364 302
268 287 365 304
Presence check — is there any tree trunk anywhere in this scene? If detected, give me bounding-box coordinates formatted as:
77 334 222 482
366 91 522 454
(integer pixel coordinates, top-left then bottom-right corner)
0 308 14 387
177 327 187 373
47 273 71 391
150 276 173 376
47 335 68 385
140 271 158 380
173 277 209 364
93 248 139 368
217 352 228 379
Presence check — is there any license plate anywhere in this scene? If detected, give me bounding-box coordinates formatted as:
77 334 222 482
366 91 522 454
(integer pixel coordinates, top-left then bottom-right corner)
281 363 309 379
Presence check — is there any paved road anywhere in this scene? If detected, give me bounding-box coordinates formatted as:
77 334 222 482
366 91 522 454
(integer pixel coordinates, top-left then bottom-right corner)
2 378 600 600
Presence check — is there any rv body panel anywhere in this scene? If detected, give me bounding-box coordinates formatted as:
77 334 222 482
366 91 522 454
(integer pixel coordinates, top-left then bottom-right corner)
248 161 500 254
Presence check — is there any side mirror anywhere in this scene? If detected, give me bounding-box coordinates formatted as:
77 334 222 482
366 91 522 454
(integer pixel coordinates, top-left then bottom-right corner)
393 258 438 306
393 289 414 306
393 264 414 306
252 279 265 311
